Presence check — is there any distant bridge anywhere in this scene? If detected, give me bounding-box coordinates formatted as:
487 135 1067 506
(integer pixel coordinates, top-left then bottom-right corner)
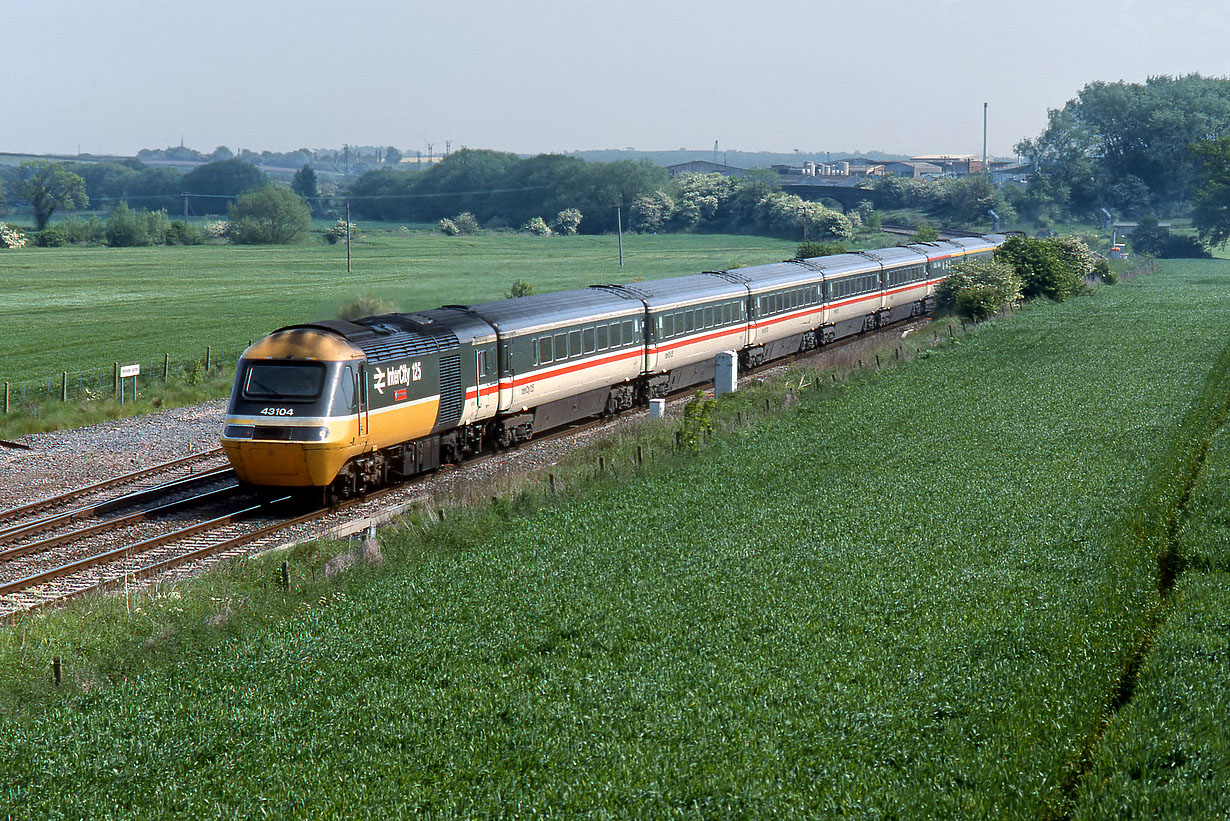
779 181 875 213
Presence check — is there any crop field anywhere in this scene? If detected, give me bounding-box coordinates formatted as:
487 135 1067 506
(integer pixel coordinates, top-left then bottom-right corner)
1073 419 1230 817
0 262 1227 817
0 231 796 384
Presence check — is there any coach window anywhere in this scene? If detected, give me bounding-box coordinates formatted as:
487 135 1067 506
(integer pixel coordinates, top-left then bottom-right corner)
554 332 566 359
538 335 553 364
596 324 608 350
623 320 635 341
583 328 596 354
569 330 581 357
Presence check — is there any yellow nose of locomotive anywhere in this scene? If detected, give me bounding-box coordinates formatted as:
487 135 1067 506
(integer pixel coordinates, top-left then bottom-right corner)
221 328 367 488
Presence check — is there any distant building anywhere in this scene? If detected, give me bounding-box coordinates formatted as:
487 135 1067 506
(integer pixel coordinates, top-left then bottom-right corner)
666 160 748 178
911 154 983 175
991 163 1032 185
881 161 942 178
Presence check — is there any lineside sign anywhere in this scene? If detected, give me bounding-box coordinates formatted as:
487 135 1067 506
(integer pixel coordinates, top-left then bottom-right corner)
120 364 141 378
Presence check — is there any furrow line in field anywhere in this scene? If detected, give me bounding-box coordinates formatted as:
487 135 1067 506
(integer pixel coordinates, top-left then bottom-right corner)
1047 339 1230 821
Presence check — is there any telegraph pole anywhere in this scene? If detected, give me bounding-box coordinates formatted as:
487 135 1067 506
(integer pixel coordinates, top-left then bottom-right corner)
346 202 352 273
616 206 624 267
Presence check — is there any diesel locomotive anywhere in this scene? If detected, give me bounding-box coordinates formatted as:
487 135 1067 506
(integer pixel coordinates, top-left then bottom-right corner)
221 235 1003 498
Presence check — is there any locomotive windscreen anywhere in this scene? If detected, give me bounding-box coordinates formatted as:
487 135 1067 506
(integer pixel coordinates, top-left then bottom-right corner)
242 363 326 400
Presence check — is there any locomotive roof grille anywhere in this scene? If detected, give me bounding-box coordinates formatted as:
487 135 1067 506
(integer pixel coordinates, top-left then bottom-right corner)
359 331 458 362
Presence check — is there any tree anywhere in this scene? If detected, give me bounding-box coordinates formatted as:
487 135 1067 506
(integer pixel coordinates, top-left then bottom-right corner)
1129 215 1171 256
227 186 311 244
1017 75 1230 215
385 146 403 165
291 165 319 209
12 162 88 230
181 159 267 214
630 190 675 232
1192 136 1230 247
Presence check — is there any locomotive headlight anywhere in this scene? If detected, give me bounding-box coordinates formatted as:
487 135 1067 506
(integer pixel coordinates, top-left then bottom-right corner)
223 424 255 439
313 426 331 441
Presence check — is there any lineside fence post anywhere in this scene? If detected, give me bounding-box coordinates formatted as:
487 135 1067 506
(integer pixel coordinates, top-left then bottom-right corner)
164 354 170 381
113 363 119 397
61 372 67 402
3 382 8 415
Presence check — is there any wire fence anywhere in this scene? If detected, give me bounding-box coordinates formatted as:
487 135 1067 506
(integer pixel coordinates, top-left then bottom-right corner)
2 345 243 415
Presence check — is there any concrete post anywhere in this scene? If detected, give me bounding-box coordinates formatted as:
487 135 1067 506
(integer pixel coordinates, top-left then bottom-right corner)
715 350 738 396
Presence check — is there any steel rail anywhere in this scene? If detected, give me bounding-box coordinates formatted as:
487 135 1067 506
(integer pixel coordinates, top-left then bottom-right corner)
0 497 295 597
0 467 235 545
0 485 242 564
0 448 225 525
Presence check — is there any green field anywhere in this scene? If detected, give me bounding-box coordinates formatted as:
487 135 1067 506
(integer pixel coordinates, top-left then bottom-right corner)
0 232 797 385
1 261 1227 817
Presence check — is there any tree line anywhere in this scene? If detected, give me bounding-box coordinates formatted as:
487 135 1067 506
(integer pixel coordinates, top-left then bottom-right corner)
0 149 865 245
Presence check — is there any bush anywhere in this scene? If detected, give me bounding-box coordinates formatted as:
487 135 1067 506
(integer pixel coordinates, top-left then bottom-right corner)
166 220 202 246
523 216 551 236
910 223 940 243
796 241 846 259
553 208 582 236
1094 257 1117 284
59 215 104 244
104 203 170 247
0 224 28 249
201 220 229 240
324 220 359 245
338 294 398 321
935 257 1023 320
506 279 535 298
35 226 69 247
438 217 459 236
993 234 1085 302
453 212 480 234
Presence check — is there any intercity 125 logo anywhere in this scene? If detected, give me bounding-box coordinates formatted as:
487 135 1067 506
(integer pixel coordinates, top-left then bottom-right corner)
372 361 422 396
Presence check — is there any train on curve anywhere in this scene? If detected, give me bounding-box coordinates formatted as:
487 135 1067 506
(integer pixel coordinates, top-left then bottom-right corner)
220 234 1004 498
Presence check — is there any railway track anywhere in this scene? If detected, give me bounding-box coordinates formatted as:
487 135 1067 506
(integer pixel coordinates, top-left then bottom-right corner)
0 448 228 528
0 315 939 619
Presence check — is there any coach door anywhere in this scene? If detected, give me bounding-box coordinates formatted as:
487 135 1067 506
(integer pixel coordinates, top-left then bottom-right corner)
357 363 370 438
475 344 497 418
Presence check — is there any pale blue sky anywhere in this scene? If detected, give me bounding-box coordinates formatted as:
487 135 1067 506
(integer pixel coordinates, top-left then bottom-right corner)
7 0 1230 159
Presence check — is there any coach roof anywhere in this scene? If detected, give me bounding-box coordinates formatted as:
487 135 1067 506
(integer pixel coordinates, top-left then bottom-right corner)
459 288 637 336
